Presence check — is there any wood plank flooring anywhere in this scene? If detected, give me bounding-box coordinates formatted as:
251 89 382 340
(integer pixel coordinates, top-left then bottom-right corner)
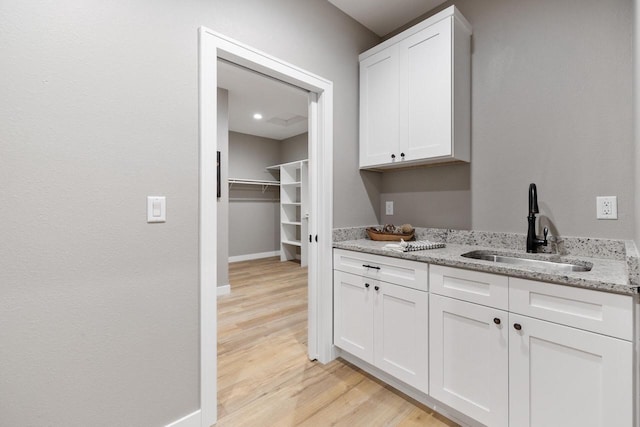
217 257 458 427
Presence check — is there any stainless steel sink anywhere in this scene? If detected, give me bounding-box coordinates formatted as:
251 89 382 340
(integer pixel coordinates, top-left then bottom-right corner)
461 250 592 272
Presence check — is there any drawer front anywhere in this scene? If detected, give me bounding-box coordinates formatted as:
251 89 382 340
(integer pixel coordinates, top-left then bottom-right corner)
429 265 508 310
333 249 428 291
509 278 633 341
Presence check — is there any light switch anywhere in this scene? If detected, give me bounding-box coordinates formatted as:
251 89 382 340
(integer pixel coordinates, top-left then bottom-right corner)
147 196 166 222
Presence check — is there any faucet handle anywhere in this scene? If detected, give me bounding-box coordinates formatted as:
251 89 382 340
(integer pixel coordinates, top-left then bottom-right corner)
543 227 549 244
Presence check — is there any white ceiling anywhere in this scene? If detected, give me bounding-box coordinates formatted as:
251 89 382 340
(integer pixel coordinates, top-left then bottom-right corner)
328 0 447 36
217 60 308 141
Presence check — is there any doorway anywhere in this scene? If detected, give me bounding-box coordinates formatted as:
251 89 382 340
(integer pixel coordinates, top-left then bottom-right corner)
198 28 334 426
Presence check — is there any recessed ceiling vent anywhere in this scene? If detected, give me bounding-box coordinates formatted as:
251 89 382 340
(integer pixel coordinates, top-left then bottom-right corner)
267 113 307 127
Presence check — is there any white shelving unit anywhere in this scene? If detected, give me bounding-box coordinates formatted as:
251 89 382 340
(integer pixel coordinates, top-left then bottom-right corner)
267 160 308 266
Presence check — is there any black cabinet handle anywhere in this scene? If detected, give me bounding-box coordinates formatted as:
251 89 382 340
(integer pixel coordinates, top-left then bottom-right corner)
362 264 380 270
513 323 522 331
374 285 380 291
391 154 396 159
364 283 370 288
309 235 312 243
400 152 405 158
493 318 501 325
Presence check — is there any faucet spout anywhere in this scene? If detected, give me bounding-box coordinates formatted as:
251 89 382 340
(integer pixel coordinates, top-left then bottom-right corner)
526 183 547 253
529 183 539 215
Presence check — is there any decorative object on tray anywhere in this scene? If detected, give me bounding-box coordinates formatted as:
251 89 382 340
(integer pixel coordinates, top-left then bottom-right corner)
366 224 415 241
383 239 446 253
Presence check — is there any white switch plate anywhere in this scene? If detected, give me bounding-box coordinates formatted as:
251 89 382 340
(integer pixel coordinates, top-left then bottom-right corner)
385 201 394 215
596 196 617 220
147 196 166 222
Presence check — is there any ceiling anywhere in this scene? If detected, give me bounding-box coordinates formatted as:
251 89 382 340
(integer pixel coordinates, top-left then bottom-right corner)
328 0 447 36
217 60 309 141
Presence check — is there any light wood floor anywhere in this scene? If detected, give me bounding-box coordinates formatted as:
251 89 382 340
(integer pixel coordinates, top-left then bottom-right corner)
217 257 458 427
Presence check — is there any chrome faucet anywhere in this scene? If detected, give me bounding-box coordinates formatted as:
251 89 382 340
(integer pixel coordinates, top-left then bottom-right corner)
527 183 548 253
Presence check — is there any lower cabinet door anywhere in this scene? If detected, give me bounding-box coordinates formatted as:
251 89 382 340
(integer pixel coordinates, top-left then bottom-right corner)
509 313 633 427
429 294 509 427
373 281 429 393
333 270 374 363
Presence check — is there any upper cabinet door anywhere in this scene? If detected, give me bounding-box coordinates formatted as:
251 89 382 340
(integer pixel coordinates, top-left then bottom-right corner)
358 6 471 170
359 45 400 168
399 18 452 160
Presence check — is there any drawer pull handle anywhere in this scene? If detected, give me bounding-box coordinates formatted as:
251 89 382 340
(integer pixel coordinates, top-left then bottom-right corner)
362 264 380 270
374 285 380 291
493 318 501 325
513 323 522 331
364 283 370 288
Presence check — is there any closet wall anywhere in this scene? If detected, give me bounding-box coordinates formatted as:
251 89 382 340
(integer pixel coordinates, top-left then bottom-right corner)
228 132 282 259
228 131 308 260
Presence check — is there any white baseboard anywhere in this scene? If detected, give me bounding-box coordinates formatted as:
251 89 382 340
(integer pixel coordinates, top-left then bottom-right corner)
217 284 230 296
165 409 201 427
229 250 280 263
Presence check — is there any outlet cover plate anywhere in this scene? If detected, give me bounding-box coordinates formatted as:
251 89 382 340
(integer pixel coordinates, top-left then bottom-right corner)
596 196 617 220
385 201 394 215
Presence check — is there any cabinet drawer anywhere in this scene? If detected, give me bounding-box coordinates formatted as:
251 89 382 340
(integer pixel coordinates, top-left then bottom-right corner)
509 278 633 341
333 249 428 291
429 265 508 310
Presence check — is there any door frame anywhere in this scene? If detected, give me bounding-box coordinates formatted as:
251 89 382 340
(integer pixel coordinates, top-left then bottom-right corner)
198 28 335 427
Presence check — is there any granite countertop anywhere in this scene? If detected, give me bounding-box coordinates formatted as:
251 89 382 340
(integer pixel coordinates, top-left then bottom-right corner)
333 238 638 295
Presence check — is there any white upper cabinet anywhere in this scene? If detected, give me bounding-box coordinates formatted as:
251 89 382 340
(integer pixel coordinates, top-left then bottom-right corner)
359 6 471 170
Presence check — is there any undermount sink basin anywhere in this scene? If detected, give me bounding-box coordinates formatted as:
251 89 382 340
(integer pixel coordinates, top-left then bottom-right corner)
461 250 592 273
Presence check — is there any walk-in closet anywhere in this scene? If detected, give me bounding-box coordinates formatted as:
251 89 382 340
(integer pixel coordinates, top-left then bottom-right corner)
216 59 309 295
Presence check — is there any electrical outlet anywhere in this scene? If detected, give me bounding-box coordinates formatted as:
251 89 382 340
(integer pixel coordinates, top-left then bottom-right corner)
596 196 617 220
385 201 394 215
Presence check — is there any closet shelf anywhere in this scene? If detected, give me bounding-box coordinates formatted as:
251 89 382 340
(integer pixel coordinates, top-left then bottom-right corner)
282 240 302 247
228 178 280 193
266 159 309 171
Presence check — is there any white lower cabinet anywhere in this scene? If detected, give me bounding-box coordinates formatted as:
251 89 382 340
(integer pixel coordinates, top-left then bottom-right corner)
509 313 633 427
429 265 634 427
333 269 429 392
429 294 509 427
335 252 635 427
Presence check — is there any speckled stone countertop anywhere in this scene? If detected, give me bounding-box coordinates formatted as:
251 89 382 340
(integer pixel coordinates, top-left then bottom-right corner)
333 227 640 295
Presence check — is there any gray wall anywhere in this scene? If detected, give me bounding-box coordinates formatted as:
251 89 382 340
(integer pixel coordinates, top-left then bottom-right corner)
380 0 634 240
280 132 309 164
228 132 282 258
217 89 230 287
635 0 640 246
0 1 378 425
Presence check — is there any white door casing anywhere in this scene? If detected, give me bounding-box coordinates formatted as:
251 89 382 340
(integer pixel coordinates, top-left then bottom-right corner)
198 28 334 427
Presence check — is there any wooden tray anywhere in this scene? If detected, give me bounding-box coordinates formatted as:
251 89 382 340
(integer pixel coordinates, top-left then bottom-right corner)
366 227 415 241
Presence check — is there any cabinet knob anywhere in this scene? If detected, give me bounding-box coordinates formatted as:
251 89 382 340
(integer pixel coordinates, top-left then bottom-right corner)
493 318 501 325
513 323 522 331
391 154 396 159
374 285 380 291
400 152 405 158
364 283 370 288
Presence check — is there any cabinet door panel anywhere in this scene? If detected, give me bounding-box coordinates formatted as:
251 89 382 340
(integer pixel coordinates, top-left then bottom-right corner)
430 295 508 427
333 271 374 363
399 17 452 160
509 313 633 427
360 46 399 168
374 283 429 392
